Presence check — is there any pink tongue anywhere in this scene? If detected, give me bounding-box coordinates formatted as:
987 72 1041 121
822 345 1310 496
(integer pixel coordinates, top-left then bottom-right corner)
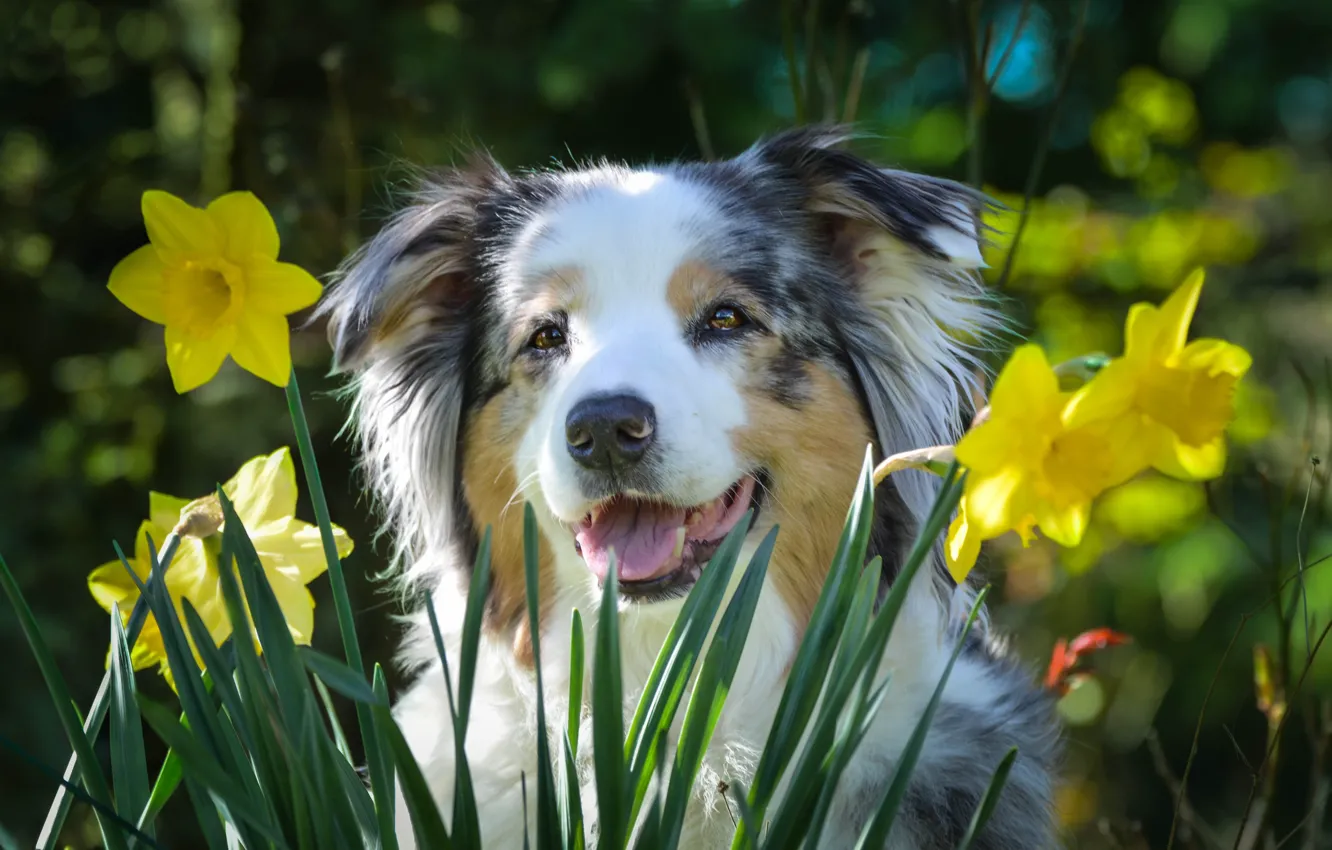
576 496 731 582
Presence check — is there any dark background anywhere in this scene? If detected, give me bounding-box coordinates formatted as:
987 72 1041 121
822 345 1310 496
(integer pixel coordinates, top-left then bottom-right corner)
2 0 1331 847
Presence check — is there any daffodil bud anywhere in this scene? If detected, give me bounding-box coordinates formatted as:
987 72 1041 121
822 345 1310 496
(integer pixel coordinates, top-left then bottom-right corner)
175 494 224 539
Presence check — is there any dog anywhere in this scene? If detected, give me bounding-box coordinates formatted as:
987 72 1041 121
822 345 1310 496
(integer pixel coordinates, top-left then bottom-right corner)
316 126 1061 849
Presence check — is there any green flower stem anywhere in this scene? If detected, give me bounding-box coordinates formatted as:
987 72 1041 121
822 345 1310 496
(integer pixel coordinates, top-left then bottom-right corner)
284 371 362 674
283 370 384 807
37 533 180 850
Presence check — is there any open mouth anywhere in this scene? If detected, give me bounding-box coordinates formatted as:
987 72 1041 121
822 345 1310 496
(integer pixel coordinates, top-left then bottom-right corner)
573 474 762 600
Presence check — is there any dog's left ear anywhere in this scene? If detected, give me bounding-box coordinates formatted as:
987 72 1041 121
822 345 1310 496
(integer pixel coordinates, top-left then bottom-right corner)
745 125 988 270
745 126 1001 518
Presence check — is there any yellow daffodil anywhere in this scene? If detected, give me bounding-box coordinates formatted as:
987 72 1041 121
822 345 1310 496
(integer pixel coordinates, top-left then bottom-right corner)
1064 269 1252 479
88 448 353 687
108 190 323 393
946 345 1147 582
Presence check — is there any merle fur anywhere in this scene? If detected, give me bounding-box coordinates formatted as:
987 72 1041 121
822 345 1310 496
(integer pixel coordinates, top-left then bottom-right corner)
316 125 1059 849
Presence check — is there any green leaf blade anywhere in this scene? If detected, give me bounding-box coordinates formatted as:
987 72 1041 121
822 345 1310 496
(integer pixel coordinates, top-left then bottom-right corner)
0 552 127 850
109 603 152 838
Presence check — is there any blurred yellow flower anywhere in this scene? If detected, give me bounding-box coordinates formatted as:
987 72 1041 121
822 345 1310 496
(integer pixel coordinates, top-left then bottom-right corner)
88 447 353 687
1065 269 1252 480
108 190 323 393
945 345 1147 583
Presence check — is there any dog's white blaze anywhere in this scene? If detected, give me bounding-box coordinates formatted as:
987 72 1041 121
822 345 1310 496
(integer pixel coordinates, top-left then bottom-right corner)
513 170 748 524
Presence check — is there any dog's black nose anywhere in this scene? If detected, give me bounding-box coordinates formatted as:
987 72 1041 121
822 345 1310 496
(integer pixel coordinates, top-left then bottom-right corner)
566 393 656 472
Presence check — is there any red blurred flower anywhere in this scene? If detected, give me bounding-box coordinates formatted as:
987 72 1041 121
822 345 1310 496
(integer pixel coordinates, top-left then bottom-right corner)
1046 628 1132 696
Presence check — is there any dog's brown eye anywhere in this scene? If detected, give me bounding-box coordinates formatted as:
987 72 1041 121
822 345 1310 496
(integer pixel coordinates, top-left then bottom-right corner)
708 305 748 331
529 325 566 351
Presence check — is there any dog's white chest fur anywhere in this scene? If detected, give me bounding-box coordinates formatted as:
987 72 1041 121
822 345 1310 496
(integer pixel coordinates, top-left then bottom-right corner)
391 554 980 850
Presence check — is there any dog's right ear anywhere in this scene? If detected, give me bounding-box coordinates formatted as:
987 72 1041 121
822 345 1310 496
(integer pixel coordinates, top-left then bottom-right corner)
316 156 510 373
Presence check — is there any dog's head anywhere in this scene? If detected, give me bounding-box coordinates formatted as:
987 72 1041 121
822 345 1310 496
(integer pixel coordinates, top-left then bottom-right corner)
318 126 1000 647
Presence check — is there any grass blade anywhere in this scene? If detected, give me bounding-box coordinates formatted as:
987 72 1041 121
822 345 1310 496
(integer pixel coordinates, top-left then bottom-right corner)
957 747 1019 850
766 558 886 847
313 677 353 763
0 552 127 850
327 733 380 841
564 609 586 850
286 374 386 830
370 664 399 850
800 673 893 847
178 602 280 847
38 534 181 850
129 538 231 770
523 504 563 850
736 449 878 844
181 601 254 755
558 731 584 850
457 526 492 736
0 732 162 849
855 586 990 849
300 647 385 706
183 774 229 850
301 699 366 846
137 697 289 847
659 527 776 850
376 704 452 849
137 748 181 833
218 489 311 732
728 781 759 846
567 609 585 756
425 597 481 848
827 556 882 694
212 526 300 836
109 603 152 839
591 551 626 848
625 512 756 827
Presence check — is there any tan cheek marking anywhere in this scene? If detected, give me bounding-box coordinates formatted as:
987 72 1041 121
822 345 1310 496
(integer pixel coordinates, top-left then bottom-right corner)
666 259 731 322
460 386 553 668
733 359 873 626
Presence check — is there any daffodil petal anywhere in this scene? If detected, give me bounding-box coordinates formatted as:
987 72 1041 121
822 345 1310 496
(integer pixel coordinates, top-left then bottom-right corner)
190 594 236 649
955 421 1016 474
108 245 168 324
252 518 350 582
945 510 981 585
88 560 141 612
207 191 280 262
1155 433 1227 481
1034 500 1089 548
267 571 316 645
1154 269 1205 358
230 310 292 387
129 620 166 671
1122 303 1161 361
1062 360 1137 429
963 467 1026 538
1176 339 1252 379
149 492 191 534
223 448 299 527
142 190 221 259
134 518 179 568
246 261 324 316
989 344 1059 413
165 323 235 393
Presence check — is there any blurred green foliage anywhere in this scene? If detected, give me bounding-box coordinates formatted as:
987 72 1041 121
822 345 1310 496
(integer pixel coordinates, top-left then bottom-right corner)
2 0 1331 847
